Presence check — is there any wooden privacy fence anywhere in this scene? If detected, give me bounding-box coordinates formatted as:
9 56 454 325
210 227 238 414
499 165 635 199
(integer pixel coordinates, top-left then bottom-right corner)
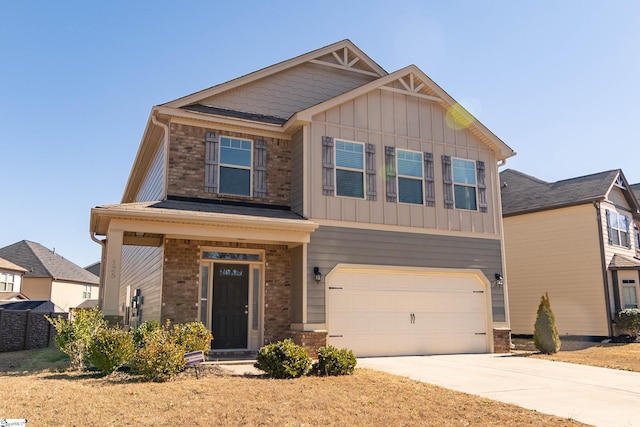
0 309 67 352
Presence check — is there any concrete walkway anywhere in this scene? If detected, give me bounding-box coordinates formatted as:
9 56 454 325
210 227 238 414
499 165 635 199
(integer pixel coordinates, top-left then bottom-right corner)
358 353 640 427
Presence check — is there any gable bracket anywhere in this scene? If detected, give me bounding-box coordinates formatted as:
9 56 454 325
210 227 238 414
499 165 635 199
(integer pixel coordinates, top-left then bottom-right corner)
310 47 380 77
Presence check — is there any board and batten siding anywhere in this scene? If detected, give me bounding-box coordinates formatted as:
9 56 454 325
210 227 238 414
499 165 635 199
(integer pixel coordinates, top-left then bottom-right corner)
199 63 375 121
307 89 500 235
120 245 163 323
306 226 505 324
504 204 609 336
135 142 165 202
291 129 304 216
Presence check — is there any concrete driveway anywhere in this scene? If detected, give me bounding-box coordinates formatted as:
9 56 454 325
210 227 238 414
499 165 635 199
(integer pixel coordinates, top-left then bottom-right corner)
358 353 640 427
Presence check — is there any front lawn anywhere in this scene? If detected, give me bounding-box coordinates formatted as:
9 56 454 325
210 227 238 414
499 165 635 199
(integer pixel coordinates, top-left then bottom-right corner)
0 347 586 426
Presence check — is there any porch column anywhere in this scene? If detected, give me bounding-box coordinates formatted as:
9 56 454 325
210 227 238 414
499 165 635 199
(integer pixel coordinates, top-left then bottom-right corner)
102 228 123 318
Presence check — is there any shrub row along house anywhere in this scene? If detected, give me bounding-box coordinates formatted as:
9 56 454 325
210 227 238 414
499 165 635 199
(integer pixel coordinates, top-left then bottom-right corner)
501 169 640 338
90 40 516 357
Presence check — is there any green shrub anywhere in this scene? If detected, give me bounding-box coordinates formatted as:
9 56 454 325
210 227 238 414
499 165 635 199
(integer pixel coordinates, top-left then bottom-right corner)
614 309 640 337
254 339 311 379
88 326 135 374
132 320 162 348
131 323 185 382
533 293 561 354
312 345 357 376
47 307 107 370
172 321 213 352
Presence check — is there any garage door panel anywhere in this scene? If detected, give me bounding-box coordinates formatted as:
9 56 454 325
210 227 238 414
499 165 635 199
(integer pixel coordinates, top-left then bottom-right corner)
327 268 490 356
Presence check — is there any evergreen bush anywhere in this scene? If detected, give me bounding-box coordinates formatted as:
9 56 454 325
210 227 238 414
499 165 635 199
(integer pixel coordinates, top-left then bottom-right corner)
254 339 311 379
533 293 561 354
132 320 162 348
131 322 185 381
172 321 213 352
88 325 135 374
47 307 107 370
614 308 640 337
312 345 357 376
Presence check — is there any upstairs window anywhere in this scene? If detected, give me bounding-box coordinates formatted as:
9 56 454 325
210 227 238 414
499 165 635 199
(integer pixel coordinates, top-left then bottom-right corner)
219 137 253 196
0 272 15 292
82 285 92 299
397 149 424 204
335 140 364 198
452 158 477 210
606 210 630 247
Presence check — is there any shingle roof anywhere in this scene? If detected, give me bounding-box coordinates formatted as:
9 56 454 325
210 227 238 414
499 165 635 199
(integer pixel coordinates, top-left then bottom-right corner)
0 241 99 285
609 254 640 270
0 299 58 312
631 183 640 203
181 105 288 125
152 197 307 221
500 169 623 216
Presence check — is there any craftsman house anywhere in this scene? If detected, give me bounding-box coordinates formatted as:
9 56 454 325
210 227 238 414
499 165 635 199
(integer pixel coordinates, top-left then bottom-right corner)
0 240 99 312
501 169 640 337
90 40 516 356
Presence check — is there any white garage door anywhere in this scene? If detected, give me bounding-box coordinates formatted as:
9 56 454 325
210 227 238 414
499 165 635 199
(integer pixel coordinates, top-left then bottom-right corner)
327 266 491 357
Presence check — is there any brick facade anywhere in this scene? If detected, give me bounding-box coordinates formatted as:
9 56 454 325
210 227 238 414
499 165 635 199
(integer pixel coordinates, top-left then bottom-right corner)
493 328 511 353
167 123 291 206
289 330 328 358
161 239 292 346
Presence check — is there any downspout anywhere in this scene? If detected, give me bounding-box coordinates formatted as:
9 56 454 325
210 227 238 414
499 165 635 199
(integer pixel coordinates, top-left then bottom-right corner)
594 201 614 336
151 111 170 199
90 232 107 310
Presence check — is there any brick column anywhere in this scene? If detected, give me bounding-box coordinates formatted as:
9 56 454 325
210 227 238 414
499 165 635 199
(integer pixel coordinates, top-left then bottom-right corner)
289 330 328 358
493 328 511 353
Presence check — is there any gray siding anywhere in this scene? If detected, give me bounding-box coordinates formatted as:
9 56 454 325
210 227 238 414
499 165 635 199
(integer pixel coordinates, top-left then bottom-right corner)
291 129 304 216
290 245 303 323
307 226 505 323
120 245 163 322
135 143 164 202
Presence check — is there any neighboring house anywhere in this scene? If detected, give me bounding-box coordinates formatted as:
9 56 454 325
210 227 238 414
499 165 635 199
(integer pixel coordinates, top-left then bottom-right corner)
0 299 58 313
90 40 516 357
85 261 101 277
0 241 99 312
501 169 640 338
0 256 27 295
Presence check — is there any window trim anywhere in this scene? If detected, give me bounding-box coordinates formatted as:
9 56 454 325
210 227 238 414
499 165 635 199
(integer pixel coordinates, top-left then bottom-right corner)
334 139 366 199
217 136 254 197
451 157 478 211
0 272 15 292
608 210 630 247
396 148 424 205
622 280 638 309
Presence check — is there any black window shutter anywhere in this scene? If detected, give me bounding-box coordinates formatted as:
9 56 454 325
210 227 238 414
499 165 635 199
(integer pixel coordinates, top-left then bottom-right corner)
442 155 454 209
605 210 613 245
385 146 397 202
424 152 435 207
205 132 219 193
253 139 267 198
322 136 335 196
476 161 488 213
365 143 377 201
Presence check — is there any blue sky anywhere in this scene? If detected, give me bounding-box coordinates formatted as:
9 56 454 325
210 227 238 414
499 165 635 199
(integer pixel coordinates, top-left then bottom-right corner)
1 1 639 268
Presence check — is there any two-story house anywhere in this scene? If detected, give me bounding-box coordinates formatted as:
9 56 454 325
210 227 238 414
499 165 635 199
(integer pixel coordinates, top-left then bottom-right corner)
0 256 28 300
501 169 640 338
90 40 516 357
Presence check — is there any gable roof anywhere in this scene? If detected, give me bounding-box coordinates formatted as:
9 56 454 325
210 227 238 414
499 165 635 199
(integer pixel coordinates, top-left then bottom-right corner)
0 256 28 273
0 241 99 285
500 169 640 216
631 183 640 202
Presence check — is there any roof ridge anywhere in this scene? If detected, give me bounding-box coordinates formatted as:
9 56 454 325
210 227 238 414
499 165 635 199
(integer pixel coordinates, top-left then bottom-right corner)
500 169 549 185
552 169 620 185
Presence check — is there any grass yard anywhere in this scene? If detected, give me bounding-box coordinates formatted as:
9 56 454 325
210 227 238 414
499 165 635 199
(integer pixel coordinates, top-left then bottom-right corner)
511 337 640 373
0 347 586 427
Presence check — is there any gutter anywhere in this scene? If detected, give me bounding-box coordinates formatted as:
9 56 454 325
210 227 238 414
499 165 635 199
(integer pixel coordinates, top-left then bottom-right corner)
594 201 614 336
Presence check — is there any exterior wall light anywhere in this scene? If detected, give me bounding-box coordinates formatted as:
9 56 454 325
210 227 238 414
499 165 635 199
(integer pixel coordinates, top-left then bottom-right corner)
494 273 503 288
314 266 322 283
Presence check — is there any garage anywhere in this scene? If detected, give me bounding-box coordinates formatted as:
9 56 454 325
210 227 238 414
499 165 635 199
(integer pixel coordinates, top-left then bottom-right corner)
326 265 491 357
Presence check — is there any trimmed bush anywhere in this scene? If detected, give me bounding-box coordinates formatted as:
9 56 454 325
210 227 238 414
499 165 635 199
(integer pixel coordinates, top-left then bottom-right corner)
172 321 213 352
312 345 357 376
88 326 135 374
47 307 107 370
614 309 640 337
131 323 185 382
132 320 162 348
254 339 311 379
533 293 561 354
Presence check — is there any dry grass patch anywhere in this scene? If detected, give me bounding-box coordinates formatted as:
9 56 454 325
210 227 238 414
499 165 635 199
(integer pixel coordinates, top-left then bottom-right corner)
0 348 588 427
512 337 640 372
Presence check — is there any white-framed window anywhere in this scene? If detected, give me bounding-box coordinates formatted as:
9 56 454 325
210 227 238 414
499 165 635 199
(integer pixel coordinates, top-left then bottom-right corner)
452 158 477 210
396 149 424 204
219 136 253 197
82 285 92 299
0 272 15 292
607 211 630 247
335 139 365 198
634 223 640 251
622 280 638 309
